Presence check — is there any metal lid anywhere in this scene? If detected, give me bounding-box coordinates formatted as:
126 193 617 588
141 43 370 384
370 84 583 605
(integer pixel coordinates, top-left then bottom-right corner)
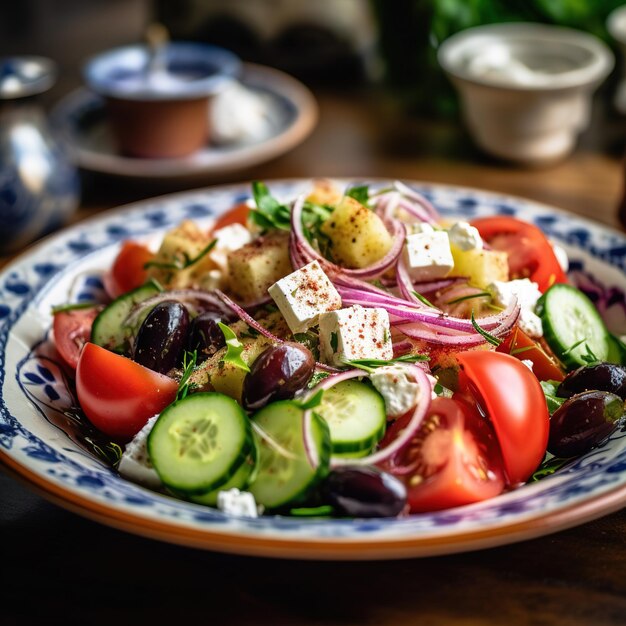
0 56 57 99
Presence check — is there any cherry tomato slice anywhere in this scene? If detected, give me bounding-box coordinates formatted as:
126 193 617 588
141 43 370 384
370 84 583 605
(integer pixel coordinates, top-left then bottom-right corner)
379 397 505 512
497 326 565 382
471 216 567 292
456 350 549 485
76 343 178 440
103 241 154 299
53 307 99 369
210 202 250 232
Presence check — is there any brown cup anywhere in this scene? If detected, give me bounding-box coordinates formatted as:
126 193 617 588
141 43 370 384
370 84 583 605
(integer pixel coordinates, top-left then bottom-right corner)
106 96 210 159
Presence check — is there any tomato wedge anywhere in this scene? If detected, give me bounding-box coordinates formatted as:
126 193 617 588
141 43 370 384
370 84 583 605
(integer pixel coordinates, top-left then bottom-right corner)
53 307 99 369
471 216 567 292
456 351 549 485
379 398 505 512
76 343 178 440
210 202 250 232
497 326 565 382
103 241 154 299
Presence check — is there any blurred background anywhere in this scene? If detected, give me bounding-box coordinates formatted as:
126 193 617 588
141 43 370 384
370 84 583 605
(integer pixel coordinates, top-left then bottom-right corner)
1 0 626 253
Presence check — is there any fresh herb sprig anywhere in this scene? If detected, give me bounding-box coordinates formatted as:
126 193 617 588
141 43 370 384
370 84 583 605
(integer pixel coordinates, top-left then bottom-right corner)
176 350 198 401
446 291 492 305
144 239 217 271
345 185 370 206
218 322 250 372
412 290 437 309
249 181 291 230
471 311 502 347
345 353 429 373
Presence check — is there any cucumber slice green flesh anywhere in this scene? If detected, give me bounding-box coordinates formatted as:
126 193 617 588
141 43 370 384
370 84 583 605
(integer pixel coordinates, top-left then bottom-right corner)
250 400 330 510
148 392 253 495
91 281 160 353
314 380 386 454
537 284 609 369
189 454 256 506
607 334 626 366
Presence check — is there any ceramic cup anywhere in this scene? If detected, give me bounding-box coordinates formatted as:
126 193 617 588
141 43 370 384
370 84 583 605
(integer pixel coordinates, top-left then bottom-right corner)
84 42 241 158
438 23 614 165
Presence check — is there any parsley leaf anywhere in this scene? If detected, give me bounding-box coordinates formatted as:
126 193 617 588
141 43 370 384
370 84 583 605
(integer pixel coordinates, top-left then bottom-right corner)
217 322 250 372
471 311 501 347
345 185 370 205
529 454 573 482
249 181 291 231
540 380 566 415
308 371 330 388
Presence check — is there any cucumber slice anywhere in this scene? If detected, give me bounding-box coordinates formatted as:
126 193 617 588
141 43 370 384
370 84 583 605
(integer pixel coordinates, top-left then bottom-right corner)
189 454 256 506
148 392 253 495
91 280 160 353
314 380 386 454
250 401 330 509
607 334 626 366
536 284 609 369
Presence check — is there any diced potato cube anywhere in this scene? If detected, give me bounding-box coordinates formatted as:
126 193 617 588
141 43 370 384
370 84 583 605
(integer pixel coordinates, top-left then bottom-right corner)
189 336 275 404
147 220 216 289
227 231 293 303
450 246 509 289
307 179 343 206
320 197 392 269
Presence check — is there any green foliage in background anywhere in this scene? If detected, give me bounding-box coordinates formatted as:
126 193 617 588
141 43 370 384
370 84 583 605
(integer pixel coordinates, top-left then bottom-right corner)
372 0 625 117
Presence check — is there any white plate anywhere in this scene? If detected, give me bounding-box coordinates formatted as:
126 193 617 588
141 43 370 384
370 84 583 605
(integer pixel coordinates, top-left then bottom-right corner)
1 179 625 560
51 65 318 178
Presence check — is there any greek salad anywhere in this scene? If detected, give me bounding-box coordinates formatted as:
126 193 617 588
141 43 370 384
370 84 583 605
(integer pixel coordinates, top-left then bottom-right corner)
51 180 626 519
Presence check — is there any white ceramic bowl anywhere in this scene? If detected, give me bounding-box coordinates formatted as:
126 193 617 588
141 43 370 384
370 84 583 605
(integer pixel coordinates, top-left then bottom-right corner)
607 5 626 113
438 23 614 164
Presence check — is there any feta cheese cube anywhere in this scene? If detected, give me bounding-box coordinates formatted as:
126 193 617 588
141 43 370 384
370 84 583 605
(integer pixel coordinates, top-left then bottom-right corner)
371 365 422 417
402 231 454 281
210 223 252 271
319 305 393 367
407 222 435 235
488 278 544 338
448 221 483 251
118 415 162 488
521 359 534 372
268 260 342 334
217 488 259 518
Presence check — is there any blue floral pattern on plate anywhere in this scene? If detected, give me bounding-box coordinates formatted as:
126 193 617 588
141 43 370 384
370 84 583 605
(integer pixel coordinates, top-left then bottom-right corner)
1 180 626 557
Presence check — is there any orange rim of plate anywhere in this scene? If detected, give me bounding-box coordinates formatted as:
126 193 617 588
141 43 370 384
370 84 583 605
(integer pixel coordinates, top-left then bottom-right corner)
2 449 626 560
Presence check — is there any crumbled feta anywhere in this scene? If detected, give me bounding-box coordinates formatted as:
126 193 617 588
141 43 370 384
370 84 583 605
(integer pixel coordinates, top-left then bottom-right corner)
118 415 161 488
402 231 454 281
551 242 569 273
521 359 534 372
488 278 543 338
448 221 483 251
217 488 259 518
210 223 253 271
268 260 342 334
319 305 393 367
371 365 422 417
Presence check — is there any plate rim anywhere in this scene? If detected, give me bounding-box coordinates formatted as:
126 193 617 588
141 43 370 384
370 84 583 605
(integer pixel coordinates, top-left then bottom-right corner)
1 178 625 560
52 63 319 178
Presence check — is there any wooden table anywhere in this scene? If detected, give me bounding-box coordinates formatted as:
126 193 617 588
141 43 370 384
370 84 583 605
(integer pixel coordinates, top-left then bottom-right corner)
2 89 626 626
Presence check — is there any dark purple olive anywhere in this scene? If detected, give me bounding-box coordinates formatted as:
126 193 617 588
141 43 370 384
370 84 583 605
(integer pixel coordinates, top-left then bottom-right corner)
242 342 315 411
322 466 407 518
133 301 189 374
186 312 227 363
557 363 626 400
548 390 624 458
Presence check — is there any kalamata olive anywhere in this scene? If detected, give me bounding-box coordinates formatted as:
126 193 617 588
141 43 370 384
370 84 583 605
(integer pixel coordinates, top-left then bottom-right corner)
186 312 227 363
322 466 407 518
133 301 189 374
242 342 315 411
548 390 624 458
557 363 626 400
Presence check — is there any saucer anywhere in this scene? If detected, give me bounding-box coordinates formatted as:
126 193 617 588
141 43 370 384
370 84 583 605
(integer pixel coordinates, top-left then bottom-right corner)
51 64 318 179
